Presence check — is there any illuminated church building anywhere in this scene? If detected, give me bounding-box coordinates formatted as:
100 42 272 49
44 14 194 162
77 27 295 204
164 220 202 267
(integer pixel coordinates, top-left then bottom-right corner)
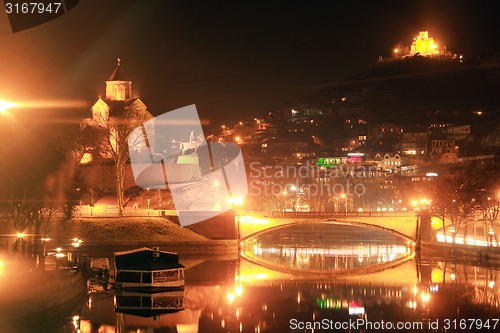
79 59 152 189
90 58 151 131
410 31 439 56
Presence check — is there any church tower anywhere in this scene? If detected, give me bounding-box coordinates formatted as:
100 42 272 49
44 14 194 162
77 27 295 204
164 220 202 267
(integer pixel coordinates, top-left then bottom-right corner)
105 58 132 101
88 58 152 128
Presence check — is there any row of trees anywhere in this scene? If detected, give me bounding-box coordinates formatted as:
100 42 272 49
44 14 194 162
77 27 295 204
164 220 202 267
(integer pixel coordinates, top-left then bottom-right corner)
1 102 152 267
0 116 80 267
430 159 500 244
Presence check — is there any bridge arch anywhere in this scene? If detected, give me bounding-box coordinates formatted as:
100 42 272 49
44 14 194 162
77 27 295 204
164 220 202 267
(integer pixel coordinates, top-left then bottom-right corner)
238 215 418 242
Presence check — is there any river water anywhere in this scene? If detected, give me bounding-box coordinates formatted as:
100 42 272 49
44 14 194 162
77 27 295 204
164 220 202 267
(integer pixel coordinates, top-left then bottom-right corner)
15 223 500 332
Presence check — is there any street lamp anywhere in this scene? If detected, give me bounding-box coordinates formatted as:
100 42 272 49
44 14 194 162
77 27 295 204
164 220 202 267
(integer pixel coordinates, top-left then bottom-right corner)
0 100 18 114
488 228 495 247
289 185 298 212
71 238 83 265
55 247 65 280
16 232 25 256
341 194 347 215
228 196 244 248
449 226 456 243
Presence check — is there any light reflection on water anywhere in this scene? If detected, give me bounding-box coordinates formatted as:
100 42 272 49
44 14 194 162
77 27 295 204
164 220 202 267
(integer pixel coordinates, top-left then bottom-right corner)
13 223 500 333
242 223 413 273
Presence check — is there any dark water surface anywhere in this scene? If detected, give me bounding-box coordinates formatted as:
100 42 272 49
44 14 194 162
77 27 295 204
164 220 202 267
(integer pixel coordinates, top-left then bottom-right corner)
9 223 500 333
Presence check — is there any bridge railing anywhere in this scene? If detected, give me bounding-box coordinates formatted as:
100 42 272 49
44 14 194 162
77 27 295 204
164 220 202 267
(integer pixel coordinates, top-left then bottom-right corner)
265 211 416 218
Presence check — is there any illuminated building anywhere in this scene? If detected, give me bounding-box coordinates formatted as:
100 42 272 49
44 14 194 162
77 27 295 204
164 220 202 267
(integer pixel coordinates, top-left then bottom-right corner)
90 58 151 130
446 125 471 140
410 31 439 56
78 59 155 205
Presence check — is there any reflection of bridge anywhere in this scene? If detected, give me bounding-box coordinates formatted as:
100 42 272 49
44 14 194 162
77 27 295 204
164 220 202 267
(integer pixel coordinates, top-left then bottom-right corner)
238 212 418 241
239 255 418 286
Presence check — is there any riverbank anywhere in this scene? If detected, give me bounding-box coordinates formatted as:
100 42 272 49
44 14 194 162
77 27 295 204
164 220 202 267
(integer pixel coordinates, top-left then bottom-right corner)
0 267 86 331
420 241 500 267
71 217 237 256
72 217 208 242
1 216 237 262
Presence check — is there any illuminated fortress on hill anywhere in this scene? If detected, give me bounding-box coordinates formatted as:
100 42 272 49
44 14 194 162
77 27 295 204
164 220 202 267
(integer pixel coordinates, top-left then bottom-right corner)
410 31 439 56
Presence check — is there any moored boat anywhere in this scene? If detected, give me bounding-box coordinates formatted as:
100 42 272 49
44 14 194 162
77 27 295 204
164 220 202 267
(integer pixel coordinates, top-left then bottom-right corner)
114 247 185 292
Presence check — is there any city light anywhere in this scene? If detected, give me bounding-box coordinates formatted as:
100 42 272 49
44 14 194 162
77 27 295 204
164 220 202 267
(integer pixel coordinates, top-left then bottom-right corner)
227 196 244 206
72 238 83 248
235 284 243 297
0 100 18 113
227 291 235 304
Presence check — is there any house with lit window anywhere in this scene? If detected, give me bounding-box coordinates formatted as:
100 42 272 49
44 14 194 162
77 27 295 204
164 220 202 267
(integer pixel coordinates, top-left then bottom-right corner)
369 153 408 172
430 139 457 155
446 125 471 140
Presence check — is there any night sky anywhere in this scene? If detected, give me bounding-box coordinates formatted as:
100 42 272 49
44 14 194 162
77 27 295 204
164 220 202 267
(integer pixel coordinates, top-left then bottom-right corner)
0 0 499 126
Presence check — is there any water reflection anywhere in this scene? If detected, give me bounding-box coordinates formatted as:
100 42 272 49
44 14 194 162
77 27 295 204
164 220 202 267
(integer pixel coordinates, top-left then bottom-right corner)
242 223 413 274
114 290 184 316
67 258 499 333
19 223 500 333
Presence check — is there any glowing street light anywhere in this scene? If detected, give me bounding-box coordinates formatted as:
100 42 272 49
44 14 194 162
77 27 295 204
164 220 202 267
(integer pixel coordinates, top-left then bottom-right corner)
449 226 457 243
227 196 244 206
0 100 18 114
71 238 82 265
488 228 495 247
227 291 235 304
228 196 244 246
71 238 83 248
341 194 348 215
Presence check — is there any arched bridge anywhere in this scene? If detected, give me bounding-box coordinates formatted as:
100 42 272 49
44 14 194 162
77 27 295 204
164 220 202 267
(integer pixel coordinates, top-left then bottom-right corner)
238 212 419 242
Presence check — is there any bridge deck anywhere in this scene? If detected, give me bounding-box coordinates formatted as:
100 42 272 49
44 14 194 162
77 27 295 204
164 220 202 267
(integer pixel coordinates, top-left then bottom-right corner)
238 213 418 241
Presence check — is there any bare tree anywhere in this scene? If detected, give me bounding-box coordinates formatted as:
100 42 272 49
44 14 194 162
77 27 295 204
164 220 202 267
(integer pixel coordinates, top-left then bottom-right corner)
7 183 62 268
87 102 152 215
431 160 499 244
430 168 472 242
479 196 499 246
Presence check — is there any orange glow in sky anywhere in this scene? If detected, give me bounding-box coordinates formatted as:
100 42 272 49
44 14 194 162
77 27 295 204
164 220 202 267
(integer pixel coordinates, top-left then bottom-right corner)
18 100 87 109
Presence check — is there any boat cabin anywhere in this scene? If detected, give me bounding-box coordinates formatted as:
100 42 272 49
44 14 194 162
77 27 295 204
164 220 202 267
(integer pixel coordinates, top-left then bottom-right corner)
114 247 185 291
